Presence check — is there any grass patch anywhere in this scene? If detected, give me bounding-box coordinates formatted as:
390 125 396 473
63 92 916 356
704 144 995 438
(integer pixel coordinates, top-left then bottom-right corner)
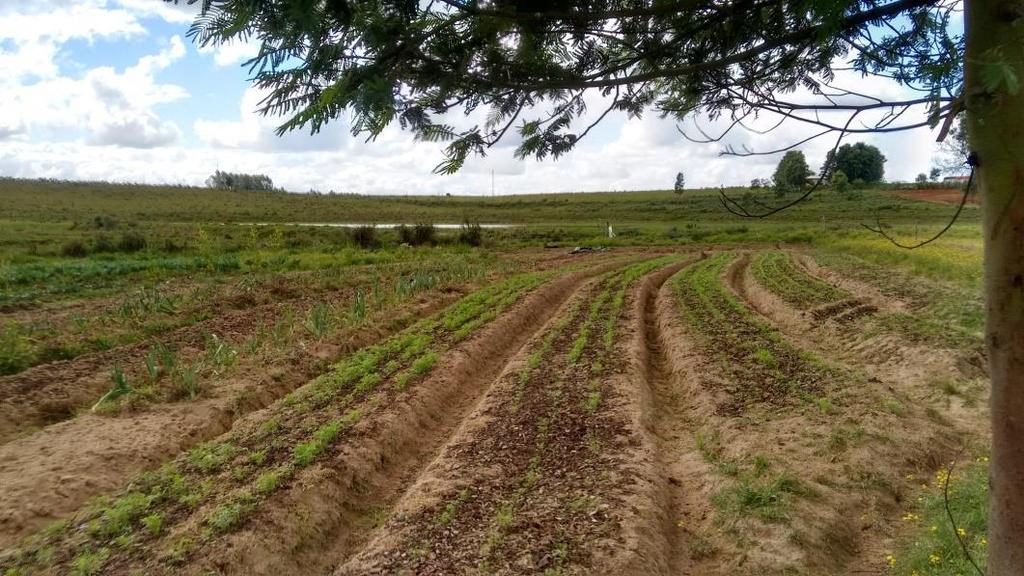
888 459 988 575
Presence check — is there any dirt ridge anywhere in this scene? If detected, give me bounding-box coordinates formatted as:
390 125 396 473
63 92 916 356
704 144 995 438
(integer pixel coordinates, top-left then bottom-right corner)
179 261 626 576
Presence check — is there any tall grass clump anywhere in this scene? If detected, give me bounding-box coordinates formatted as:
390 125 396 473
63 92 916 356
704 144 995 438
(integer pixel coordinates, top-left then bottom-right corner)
0 320 34 375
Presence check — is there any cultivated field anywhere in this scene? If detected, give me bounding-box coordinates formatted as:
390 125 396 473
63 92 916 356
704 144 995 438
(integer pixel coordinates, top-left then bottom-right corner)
0 180 989 575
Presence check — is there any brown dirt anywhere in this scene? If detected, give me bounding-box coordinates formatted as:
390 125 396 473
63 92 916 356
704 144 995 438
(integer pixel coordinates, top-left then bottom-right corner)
164 259 632 576
724 251 989 573
0 292 461 549
614 258 725 575
0 288 325 444
891 189 979 206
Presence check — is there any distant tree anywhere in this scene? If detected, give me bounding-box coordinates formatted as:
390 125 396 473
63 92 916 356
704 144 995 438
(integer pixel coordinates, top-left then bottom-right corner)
833 143 886 184
674 172 686 194
749 178 764 189
773 151 811 192
929 167 942 181
831 170 850 193
916 173 929 183
819 149 836 180
206 170 275 192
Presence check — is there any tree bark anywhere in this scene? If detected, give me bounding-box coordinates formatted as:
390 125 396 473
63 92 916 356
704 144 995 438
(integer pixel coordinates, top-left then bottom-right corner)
966 1 1024 573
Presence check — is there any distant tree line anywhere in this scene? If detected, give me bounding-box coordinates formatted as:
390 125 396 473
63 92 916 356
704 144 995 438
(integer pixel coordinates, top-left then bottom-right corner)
205 170 275 192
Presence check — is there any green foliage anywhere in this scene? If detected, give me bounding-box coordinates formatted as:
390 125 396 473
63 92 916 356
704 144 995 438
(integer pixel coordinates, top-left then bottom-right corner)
351 225 378 249
889 461 989 575
773 151 811 191
0 321 33 375
397 223 436 246
206 170 274 192
825 143 887 184
183 1 960 172
831 169 850 193
457 220 484 246
91 366 133 411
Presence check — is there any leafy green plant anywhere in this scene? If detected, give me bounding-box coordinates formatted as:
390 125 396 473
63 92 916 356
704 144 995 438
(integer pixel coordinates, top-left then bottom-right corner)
91 366 133 411
304 303 335 338
0 320 34 375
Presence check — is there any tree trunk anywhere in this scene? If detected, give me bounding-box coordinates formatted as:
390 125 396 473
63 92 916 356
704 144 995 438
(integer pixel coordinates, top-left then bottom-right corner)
966 1 1024 573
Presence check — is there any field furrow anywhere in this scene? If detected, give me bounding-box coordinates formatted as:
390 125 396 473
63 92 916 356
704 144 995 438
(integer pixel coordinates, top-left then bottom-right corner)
332 256 684 575
0 257 628 576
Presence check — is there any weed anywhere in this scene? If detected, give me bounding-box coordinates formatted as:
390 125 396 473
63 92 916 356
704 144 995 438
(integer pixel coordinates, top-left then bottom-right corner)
883 398 907 416
812 396 835 414
254 470 281 495
142 513 162 536
304 303 335 338
889 460 988 575
188 442 236 473
69 548 109 576
584 391 602 413
0 320 33 375
91 366 133 411
712 472 805 522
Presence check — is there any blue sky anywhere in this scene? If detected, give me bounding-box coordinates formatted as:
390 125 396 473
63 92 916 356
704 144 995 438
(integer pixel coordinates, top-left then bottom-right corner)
0 1 950 195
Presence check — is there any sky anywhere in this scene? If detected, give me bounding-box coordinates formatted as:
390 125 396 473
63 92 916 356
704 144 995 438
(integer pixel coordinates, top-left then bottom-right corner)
0 1 951 196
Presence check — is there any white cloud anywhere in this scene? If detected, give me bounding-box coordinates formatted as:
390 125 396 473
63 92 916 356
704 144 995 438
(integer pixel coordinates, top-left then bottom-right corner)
2 35 188 148
0 2 945 195
198 38 261 67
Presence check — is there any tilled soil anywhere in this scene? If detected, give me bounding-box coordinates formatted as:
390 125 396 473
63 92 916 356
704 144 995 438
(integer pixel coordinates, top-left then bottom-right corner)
0 291 461 549
0 248 989 576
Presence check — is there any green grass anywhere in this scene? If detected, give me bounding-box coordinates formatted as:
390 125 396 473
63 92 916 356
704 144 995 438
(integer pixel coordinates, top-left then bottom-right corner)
711 471 806 522
889 459 989 575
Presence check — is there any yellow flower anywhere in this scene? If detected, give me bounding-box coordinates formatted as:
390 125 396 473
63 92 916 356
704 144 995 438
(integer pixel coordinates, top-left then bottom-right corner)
929 525 938 533
929 553 941 565
885 554 896 568
980 538 988 547
957 527 967 537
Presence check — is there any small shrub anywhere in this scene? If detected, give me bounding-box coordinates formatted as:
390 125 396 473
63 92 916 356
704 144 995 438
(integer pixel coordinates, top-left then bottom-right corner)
397 223 436 246
0 321 33 375
457 220 484 246
93 234 115 253
61 240 89 257
142 513 162 536
118 232 147 252
351 225 378 249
